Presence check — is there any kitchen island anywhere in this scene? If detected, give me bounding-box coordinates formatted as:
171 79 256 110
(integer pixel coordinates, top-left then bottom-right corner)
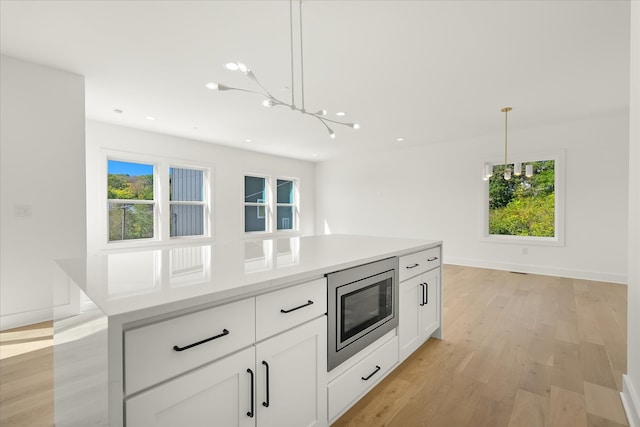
53 234 442 426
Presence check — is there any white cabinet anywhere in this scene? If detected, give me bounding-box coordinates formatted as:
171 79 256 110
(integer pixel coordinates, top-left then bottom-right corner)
126 346 255 427
256 316 327 427
124 278 328 427
327 335 398 422
399 266 441 362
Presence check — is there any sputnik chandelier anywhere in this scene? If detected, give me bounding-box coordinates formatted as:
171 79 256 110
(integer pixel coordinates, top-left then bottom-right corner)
484 107 533 180
205 0 359 139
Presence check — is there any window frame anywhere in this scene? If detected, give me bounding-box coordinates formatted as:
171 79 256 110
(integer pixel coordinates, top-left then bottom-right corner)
275 177 298 232
243 174 271 234
242 174 300 237
169 164 210 239
480 149 565 247
102 150 213 250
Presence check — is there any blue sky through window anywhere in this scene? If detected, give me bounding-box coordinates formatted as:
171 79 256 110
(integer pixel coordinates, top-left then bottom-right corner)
108 160 153 176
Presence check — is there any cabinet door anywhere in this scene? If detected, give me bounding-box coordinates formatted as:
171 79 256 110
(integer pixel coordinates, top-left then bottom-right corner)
398 276 422 362
126 347 255 427
256 316 327 427
420 268 440 339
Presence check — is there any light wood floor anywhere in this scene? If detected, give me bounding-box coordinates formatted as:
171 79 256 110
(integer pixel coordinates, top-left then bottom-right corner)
0 265 628 427
333 265 629 427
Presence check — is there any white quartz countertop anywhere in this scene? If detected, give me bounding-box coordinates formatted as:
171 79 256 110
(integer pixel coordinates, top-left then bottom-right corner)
56 234 441 324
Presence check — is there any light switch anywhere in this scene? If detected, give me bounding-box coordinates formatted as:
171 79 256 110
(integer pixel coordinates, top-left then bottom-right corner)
14 204 32 218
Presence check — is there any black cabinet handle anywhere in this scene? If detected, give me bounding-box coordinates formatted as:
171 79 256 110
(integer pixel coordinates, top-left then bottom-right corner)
427 256 439 262
425 282 429 305
406 263 420 269
419 284 426 306
262 361 270 407
246 369 254 418
280 300 314 314
172 329 229 352
361 365 381 381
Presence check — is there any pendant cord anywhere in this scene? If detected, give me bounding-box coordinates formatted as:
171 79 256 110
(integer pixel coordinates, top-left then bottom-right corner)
299 0 305 112
504 108 508 166
289 0 295 108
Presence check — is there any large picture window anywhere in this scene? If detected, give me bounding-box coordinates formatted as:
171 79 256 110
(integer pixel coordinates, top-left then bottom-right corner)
108 160 155 242
482 151 564 246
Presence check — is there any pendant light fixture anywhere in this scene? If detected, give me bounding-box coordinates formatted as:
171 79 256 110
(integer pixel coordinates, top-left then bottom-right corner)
483 107 534 181
205 0 359 139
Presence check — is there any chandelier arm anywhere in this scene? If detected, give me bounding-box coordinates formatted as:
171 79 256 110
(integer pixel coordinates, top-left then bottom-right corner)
313 116 356 127
245 71 276 99
308 114 335 136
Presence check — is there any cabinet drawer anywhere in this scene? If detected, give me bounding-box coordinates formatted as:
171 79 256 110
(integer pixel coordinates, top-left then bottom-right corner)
328 336 398 421
256 278 327 341
399 247 441 282
125 298 255 395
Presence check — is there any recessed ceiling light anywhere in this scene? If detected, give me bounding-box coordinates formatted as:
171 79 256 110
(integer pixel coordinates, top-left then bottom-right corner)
396 137 404 142
113 108 123 114
146 116 156 121
245 139 253 143
336 112 346 117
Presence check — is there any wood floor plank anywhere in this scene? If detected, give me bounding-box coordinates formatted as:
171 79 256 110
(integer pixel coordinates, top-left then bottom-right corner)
548 385 588 427
507 388 549 427
583 381 629 425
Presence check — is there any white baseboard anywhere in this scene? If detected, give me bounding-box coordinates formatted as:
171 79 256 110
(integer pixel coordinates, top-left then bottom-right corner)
0 307 53 331
444 257 627 284
1 298 80 331
622 375 640 427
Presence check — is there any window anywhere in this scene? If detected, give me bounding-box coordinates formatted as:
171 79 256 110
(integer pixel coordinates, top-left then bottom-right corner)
482 151 564 246
276 179 296 230
170 167 205 237
105 154 212 246
243 175 299 234
108 160 155 242
244 175 268 233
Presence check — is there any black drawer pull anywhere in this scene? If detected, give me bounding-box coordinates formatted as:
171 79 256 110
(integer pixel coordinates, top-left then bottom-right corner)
361 365 381 381
172 329 229 352
246 368 254 418
406 263 420 269
280 300 314 314
427 256 439 262
425 283 429 304
419 283 426 306
262 361 270 408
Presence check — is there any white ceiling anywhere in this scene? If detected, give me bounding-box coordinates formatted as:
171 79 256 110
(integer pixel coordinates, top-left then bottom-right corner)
0 0 630 162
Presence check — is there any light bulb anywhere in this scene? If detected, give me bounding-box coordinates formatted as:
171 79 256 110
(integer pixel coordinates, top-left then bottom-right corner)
351 123 360 129
225 62 239 71
328 128 336 139
514 162 522 176
262 99 274 107
237 63 249 73
525 164 534 177
205 82 219 90
315 109 327 116
504 168 512 180
484 163 493 178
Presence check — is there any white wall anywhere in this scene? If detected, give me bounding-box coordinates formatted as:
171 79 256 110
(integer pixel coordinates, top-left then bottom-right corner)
622 1 640 425
85 120 316 254
316 113 629 283
0 56 87 330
